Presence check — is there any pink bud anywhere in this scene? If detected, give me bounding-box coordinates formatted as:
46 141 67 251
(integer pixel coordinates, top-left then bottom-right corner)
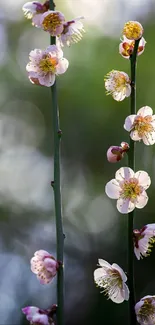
107 142 129 163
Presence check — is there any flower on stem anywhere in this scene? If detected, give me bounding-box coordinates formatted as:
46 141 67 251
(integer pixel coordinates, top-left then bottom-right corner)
124 106 155 145
30 250 59 284
26 45 69 87
58 17 85 47
105 167 151 214
133 224 155 260
40 10 65 36
104 70 131 101
135 296 155 325
22 1 49 27
107 142 129 163
123 21 144 40
22 306 54 325
119 36 146 59
94 259 129 303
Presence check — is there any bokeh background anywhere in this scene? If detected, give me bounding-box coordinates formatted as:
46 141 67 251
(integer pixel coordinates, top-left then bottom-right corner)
1 0 155 324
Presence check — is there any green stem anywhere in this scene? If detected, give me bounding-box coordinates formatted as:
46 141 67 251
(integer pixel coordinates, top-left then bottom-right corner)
50 1 64 325
128 39 140 325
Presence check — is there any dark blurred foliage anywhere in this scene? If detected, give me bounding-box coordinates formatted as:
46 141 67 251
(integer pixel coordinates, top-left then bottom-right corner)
0 1 155 324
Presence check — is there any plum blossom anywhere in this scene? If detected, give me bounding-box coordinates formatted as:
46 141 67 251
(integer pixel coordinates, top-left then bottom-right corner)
22 306 54 325
104 70 131 101
26 45 69 87
30 250 59 284
119 36 146 59
58 17 85 47
123 21 144 40
40 11 65 36
107 142 129 163
105 167 151 214
124 106 155 145
94 259 129 303
22 1 49 27
134 224 155 260
135 296 155 325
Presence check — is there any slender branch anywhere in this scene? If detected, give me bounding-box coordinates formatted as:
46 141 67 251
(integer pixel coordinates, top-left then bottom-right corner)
128 39 140 325
50 1 64 324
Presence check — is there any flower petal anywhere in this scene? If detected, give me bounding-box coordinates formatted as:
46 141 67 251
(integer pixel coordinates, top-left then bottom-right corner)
134 171 151 189
117 198 135 214
32 13 43 27
135 191 148 209
56 58 69 74
105 179 120 199
110 288 124 304
142 132 155 145
130 130 141 141
112 263 127 282
98 259 112 269
124 115 136 131
123 283 130 301
137 106 153 117
39 74 55 87
94 268 106 282
115 167 134 181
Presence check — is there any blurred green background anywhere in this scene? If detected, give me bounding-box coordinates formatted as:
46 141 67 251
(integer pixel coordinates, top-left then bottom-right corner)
1 0 155 324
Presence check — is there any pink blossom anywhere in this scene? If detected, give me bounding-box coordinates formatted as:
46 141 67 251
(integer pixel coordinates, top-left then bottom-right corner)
30 250 58 284
105 167 151 214
40 11 65 36
119 36 146 59
26 45 69 87
134 224 155 260
58 17 85 47
22 306 54 325
22 1 49 27
107 142 129 163
135 296 155 325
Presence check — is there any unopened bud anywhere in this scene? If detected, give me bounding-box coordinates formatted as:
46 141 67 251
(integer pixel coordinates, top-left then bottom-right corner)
107 142 129 163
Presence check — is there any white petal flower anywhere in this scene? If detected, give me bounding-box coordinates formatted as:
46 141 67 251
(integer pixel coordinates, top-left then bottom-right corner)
119 36 146 59
94 259 129 303
26 45 69 87
105 167 151 214
135 296 155 325
124 106 155 145
134 224 155 260
58 17 85 47
22 1 49 27
104 70 131 102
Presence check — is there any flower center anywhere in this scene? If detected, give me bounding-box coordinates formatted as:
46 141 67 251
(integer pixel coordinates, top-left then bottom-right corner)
39 56 57 73
132 116 154 137
138 299 155 324
122 41 134 56
42 12 62 32
123 22 143 40
120 178 143 200
97 269 123 298
113 73 128 91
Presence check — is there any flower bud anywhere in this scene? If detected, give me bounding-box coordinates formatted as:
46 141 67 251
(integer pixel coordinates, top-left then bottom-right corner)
107 142 129 163
123 21 143 40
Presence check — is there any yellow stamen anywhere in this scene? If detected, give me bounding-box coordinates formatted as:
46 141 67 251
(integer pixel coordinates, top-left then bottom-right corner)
120 178 143 200
42 12 62 32
132 116 154 137
39 56 57 73
138 298 155 324
123 21 143 40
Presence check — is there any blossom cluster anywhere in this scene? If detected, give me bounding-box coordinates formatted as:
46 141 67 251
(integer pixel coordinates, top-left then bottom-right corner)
22 1 85 324
94 20 155 324
23 0 85 87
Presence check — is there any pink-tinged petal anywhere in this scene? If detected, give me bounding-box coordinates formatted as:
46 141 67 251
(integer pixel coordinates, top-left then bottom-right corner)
112 91 126 102
137 106 153 117
46 45 63 58
134 247 141 260
117 198 135 214
119 43 130 59
125 84 131 97
56 58 69 74
112 263 127 282
142 132 155 145
110 288 124 304
135 191 148 209
105 179 120 199
94 268 106 281
22 306 39 320
34 250 51 258
144 224 155 237
32 13 43 27
32 314 49 325
37 271 53 284
38 74 55 87
98 259 112 269
44 258 57 273
124 115 136 131
115 167 134 181
134 171 151 189
135 300 144 314
130 130 141 141
29 49 43 62
123 283 129 301
26 63 39 73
